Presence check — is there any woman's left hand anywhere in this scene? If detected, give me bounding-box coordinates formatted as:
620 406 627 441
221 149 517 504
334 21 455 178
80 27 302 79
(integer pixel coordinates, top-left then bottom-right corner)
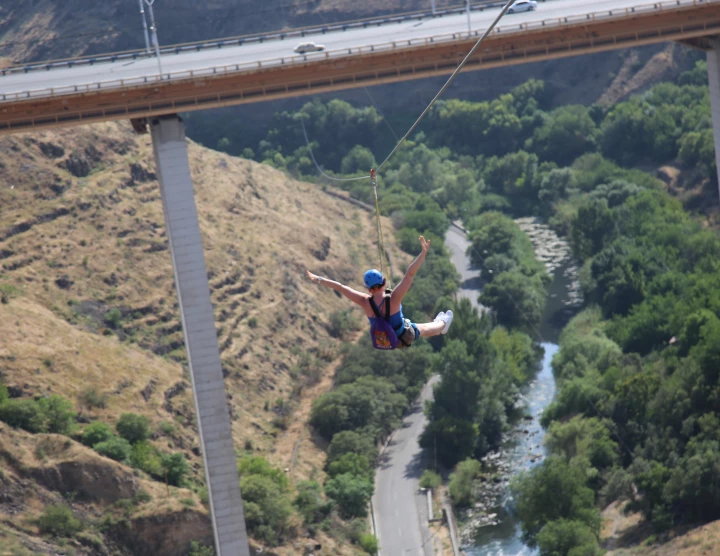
305 269 321 284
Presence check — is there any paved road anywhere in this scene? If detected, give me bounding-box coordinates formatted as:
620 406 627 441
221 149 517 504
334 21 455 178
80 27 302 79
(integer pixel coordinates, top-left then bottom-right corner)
373 376 439 556
372 225 485 556
0 0 673 97
446 224 486 313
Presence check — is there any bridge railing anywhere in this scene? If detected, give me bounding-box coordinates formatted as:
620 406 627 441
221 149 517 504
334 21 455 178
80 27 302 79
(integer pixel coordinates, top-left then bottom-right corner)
1 0 716 104
0 0 510 75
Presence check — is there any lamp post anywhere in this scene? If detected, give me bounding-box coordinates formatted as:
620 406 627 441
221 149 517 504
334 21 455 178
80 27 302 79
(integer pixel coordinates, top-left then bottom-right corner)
466 0 471 33
137 0 151 53
143 0 163 76
431 0 436 14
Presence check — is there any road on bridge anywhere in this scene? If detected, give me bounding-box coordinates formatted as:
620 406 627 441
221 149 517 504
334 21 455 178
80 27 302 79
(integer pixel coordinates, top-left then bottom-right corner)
0 0 657 97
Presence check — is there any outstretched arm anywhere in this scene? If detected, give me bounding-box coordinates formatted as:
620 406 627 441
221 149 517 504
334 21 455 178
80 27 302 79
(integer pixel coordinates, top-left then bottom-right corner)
305 269 368 307
392 236 431 304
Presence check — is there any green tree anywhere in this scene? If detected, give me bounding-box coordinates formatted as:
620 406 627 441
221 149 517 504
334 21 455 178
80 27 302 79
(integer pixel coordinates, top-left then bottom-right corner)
327 452 372 479
324 473 375 518
82 421 114 447
293 480 332 524
161 452 189 486
536 519 602 556
241 474 293 545
340 145 377 175
37 395 76 435
116 413 151 444
528 105 598 166
448 459 480 507
93 437 132 462
512 456 601 547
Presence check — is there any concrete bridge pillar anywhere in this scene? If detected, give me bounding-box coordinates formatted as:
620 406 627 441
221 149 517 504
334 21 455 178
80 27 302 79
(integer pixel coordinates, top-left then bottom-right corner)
150 115 250 556
708 39 720 191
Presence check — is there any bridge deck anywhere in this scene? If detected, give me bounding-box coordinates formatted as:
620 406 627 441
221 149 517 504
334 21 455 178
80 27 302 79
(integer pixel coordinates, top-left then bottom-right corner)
0 0 718 135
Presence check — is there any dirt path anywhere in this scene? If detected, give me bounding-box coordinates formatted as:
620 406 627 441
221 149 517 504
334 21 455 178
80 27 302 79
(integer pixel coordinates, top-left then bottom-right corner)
271 329 366 481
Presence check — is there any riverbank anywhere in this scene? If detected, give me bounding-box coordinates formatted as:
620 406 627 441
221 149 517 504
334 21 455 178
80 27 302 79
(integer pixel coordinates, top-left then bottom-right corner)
453 217 582 552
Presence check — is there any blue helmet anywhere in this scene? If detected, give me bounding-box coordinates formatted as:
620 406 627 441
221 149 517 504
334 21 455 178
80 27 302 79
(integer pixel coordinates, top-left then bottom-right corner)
363 269 384 288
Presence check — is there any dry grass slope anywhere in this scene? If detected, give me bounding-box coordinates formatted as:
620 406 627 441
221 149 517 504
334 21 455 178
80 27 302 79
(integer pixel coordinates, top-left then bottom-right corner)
0 121 399 554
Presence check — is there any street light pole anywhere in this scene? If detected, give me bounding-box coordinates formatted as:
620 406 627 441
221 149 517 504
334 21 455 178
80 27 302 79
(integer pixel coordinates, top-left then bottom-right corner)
137 0 151 53
144 0 163 76
466 0 471 33
431 0 436 14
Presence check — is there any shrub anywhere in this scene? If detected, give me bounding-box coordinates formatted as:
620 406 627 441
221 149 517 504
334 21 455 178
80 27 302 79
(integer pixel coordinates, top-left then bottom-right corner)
157 421 175 436
161 452 189 486
37 505 83 538
80 388 107 409
82 421 114 447
324 473 374 519
103 308 123 329
328 309 359 339
0 398 46 433
188 541 215 556
94 437 132 462
116 413 150 444
37 395 77 435
294 480 333 524
359 533 379 554
419 470 442 490
130 441 163 477
448 459 480 507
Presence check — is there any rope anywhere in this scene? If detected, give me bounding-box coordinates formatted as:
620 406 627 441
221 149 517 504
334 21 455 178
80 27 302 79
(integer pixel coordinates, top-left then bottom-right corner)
376 0 515 171
371 168 390 283
300 117 369 183
300 0 514 179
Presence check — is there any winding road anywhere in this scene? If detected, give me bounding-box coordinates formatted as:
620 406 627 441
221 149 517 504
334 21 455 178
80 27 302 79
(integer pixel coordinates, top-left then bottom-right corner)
372 224 484 555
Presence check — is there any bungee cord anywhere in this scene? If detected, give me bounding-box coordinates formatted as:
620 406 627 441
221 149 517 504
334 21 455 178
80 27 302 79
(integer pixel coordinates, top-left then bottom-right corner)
302 0 516 181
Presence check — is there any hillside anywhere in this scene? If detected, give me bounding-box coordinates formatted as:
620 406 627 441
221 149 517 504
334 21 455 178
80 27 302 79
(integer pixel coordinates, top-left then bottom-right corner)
0 121 400 554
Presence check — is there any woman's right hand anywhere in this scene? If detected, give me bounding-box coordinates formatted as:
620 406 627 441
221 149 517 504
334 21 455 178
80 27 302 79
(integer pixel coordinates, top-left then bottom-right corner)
305 269 321 284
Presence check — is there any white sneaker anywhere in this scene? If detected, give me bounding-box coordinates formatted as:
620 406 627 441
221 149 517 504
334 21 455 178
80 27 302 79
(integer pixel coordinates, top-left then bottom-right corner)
434 311 446 324
441 310 454 334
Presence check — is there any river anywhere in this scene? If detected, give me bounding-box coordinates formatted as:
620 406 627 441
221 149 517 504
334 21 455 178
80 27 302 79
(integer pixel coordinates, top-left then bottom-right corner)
444 221 579 556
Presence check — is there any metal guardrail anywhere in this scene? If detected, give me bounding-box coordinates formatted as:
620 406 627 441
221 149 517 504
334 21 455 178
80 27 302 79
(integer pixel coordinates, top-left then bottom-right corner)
0 0 716 104
0 0 510 75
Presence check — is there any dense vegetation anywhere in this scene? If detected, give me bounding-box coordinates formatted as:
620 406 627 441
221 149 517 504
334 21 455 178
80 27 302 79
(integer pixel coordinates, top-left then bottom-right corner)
248 57 716 553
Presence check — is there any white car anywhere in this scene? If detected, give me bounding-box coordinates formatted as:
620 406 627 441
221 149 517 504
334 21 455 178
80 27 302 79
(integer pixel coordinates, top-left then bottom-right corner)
294 42 326 54
508 0 537 13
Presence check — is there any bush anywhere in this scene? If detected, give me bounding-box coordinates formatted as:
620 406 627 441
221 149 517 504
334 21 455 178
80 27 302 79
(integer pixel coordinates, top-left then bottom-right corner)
419 470 442 490
188 541 215 556
328 309 359 339
79 388 107 409
324 473 374 518
116 413 150 444
0 398 46 432
359 532 379 554
82 421 114 447
130 441 163 477
37 395 77 435
448 459 480 507
294 480 332 524
37 505 83 538
94 437 132 462
161 452 189 486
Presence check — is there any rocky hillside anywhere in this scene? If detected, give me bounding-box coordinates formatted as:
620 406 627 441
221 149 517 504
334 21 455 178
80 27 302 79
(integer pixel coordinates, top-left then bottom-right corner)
0 121 398 554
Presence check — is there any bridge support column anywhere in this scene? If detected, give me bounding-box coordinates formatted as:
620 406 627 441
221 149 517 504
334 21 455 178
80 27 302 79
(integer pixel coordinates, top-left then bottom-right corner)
708 39 720 192
150 115 249 556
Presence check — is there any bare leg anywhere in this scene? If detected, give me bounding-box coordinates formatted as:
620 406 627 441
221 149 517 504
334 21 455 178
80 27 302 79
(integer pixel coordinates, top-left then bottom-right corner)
416 321 445 337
